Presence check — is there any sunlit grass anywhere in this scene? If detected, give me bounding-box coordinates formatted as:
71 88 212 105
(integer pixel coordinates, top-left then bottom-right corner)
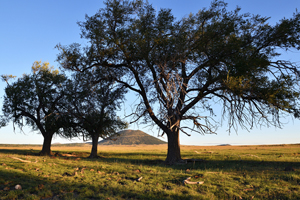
0 144 300 199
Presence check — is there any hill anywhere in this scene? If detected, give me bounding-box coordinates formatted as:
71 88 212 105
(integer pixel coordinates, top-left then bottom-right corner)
98 130 166 145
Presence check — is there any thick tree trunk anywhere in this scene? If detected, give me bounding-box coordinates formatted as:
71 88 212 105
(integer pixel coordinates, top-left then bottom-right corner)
89 133 99 158
39 133 54 156
165 129 182 165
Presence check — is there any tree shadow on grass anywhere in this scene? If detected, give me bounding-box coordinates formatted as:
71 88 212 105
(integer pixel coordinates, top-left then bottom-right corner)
0 166 197 200
1 149 300 199
1 149 300 173
0 149 41 156
101 156 300 174
0 148 89 157
53 152 300 180
1 160 299 200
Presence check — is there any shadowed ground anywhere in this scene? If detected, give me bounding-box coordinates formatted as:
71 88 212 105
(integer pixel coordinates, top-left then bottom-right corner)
0 144 300 199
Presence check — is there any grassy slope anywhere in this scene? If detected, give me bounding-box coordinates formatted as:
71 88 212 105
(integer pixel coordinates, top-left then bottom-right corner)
0 144 300 199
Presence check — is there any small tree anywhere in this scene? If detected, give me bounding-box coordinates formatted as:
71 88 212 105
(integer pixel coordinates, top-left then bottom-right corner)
57 0 300 164
63 71 127 158
1 61 74 155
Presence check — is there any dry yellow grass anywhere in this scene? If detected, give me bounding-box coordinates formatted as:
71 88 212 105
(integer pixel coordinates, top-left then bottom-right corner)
1 143 299 152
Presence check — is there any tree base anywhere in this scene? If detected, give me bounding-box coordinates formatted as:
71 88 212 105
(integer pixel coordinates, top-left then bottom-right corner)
163 158 186 165
88 155 105 159
164 158 204 165
38 151 53 156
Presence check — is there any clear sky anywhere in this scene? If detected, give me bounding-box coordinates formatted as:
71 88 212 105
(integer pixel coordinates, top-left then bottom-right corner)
0 0 299 145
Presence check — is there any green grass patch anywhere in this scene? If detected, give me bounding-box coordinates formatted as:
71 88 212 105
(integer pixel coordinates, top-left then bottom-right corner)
0 144 300 199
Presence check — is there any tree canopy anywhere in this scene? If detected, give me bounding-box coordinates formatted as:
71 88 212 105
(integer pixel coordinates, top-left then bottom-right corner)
57 0 300 164
62 70 128 158
1 61 73 155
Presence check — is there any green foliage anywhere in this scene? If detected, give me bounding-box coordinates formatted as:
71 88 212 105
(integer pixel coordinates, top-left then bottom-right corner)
62 70 128 145
1 61 67 134
56 67 128 157
0 61 74 155
0 115 8 128
57 0 300 132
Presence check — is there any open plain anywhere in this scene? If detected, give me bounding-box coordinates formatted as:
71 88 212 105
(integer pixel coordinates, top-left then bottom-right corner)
0 144 300 199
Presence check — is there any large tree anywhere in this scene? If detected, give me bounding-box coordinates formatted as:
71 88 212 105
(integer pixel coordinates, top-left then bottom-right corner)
62 71 128 158
1 61 74 155
57 0 300 164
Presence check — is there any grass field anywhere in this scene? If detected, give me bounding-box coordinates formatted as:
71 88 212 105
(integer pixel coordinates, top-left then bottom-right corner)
0 144 300 199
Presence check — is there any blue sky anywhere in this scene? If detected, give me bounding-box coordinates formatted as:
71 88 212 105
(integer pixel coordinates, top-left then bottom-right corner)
0 0 299 145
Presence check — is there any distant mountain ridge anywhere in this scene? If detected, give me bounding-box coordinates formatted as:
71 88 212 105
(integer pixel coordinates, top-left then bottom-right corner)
98 130 166 145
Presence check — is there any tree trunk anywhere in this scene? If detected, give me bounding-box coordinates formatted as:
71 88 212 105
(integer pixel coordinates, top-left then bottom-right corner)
165 129 182 165
89 133 99 158
39 133 54 156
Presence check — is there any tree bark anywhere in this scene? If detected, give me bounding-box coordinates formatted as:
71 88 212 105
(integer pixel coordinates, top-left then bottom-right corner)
89 133 99 158
165 129 182 165
39 133 54 156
